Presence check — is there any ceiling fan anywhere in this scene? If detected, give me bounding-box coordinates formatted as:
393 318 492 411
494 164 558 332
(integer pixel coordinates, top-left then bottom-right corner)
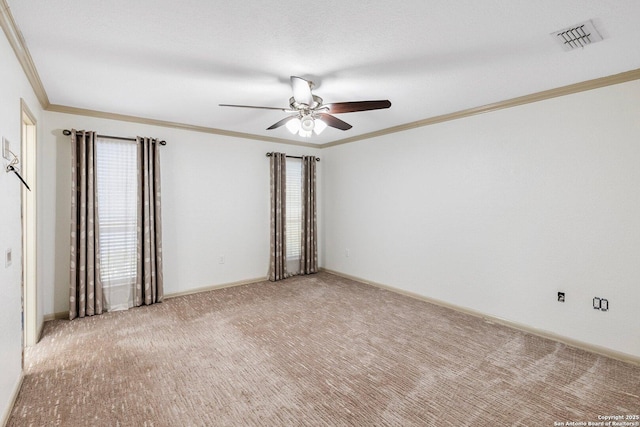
220 76 391 137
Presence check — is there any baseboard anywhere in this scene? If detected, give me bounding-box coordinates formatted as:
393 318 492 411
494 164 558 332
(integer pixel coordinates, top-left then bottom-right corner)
43 311 67 322
1 372 23 427
321 268 640 366
42 277 268 321
36 319 45 342
164 276 268 299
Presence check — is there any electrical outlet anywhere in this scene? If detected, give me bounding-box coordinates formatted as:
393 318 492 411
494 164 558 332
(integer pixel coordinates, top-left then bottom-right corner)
557 292 565 302
345 248 350 258
218 255 225 264
593 297 609 311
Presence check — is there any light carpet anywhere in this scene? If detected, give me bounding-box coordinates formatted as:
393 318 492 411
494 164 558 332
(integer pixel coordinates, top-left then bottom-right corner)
8 272 640 426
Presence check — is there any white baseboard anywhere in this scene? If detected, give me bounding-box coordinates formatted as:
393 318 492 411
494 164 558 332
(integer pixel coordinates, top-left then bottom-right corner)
36 319 45 342
321 268 640 366
164 276 267 299
1 372 24 427
43 311 67 322
42 276 269 322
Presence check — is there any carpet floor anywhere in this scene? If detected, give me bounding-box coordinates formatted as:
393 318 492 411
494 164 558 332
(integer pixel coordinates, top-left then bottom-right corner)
7 272 640 426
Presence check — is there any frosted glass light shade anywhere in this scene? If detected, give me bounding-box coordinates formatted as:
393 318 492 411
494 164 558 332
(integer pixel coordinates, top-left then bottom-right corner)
313 119 327 135
300 115 315 132
286 117 301 134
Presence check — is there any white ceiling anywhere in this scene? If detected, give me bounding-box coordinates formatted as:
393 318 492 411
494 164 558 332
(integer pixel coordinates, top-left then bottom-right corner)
7 0 640 145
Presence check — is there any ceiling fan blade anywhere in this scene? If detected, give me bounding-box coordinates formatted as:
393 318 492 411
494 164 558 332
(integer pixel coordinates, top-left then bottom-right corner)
318 113 352 131
267 116 297 130
219 104 291 112
290 76 314 106
327 100 391 114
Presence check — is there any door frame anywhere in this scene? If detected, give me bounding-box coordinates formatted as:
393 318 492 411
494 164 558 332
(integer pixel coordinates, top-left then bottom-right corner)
21 98 37 348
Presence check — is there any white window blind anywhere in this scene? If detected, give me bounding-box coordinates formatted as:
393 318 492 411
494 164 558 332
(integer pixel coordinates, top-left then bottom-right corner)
96 138 138 310
286 158 302 259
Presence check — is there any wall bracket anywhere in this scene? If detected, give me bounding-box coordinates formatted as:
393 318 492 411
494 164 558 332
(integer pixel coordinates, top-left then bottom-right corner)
4 148 30 191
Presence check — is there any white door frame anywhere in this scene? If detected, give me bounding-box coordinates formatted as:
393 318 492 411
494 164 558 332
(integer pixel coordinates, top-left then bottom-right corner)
21 99 37 347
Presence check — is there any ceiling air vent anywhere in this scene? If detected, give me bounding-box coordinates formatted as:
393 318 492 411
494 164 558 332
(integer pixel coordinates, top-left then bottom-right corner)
552 20 603 51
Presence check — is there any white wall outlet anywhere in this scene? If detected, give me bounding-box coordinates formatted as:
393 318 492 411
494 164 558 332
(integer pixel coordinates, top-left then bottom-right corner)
2 137 10 160
5 248 11 268
218 255 225 264
345 248 350 258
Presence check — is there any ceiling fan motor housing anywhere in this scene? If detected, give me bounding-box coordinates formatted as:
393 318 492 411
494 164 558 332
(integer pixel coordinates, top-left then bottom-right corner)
289 95 323 110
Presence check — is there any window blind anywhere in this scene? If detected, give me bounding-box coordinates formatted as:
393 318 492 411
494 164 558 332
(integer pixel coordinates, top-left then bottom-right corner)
286 158 302 259
95 138 138 288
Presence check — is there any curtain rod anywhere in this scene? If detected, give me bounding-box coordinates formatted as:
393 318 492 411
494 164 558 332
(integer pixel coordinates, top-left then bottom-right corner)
63 129 167 146
265 152 320 161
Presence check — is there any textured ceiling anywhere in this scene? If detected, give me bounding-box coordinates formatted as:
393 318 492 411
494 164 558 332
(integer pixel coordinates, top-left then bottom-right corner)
7 0 640 145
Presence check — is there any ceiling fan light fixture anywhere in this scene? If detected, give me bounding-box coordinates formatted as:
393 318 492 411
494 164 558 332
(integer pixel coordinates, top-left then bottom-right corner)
285 117 301 134
313 118 327 135
298 129 312 138
300 115 315 132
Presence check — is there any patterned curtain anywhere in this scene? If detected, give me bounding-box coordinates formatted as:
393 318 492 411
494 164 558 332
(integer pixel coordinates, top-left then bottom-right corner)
135 137 164 305
69 130 103 319
269 153 287 281
300 156 318 274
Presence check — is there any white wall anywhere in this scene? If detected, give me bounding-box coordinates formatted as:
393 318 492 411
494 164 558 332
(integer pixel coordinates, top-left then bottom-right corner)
323 80 640 359
41 112 322 315
0 26 43 424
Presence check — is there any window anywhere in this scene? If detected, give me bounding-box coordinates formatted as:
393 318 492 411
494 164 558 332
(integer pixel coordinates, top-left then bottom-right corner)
286 158 302 260
95 138 138 311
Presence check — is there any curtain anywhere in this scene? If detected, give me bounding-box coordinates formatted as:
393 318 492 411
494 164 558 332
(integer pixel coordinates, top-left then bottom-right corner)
300 156 318 274
269 152 287 281
69 130 103 319
135 137 164 305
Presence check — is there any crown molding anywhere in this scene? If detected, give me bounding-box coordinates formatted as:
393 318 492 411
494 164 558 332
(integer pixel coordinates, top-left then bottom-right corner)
47 104 321 148
48 67 640 150
0 0 49 108
319 67 640 149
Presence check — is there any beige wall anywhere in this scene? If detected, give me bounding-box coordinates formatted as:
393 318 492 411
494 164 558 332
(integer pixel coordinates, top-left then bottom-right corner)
40 112 323 315
323 79 640 359
0 22 43 425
